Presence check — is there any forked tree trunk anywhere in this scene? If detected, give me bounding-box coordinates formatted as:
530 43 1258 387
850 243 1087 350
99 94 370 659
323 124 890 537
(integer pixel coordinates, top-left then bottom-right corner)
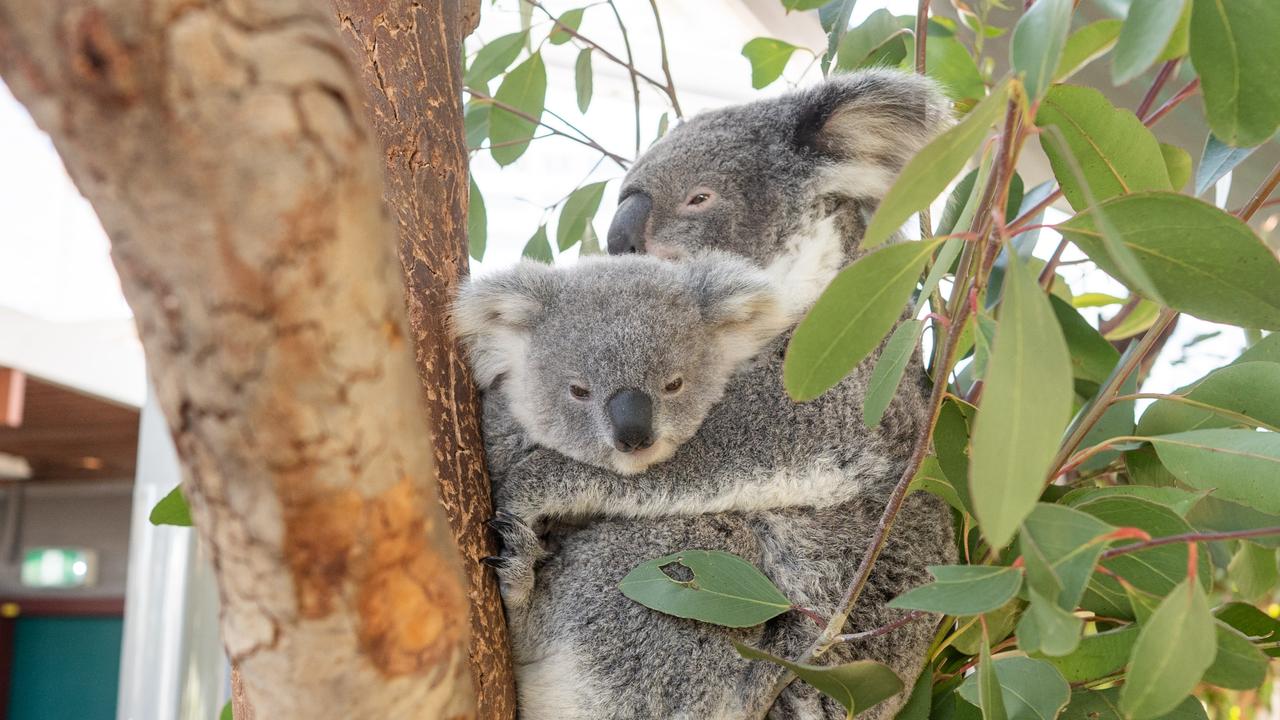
0 0 478 716
332 2 516 717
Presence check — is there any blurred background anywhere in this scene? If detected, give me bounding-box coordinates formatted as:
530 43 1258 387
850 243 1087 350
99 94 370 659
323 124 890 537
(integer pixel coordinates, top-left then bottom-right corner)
0 1 1274 718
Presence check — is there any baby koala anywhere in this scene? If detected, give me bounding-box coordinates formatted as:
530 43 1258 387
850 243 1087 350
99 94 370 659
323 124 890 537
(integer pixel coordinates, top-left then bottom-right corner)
454 251 791 481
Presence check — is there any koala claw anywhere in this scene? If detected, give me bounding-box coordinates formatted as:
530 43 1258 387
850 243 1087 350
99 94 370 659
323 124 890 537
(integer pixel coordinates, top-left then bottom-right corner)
483 511 547 609
480 555 510 569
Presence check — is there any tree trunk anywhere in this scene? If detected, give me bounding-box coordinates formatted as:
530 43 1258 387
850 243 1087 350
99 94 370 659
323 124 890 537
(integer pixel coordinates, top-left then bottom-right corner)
0 0 477 717
331 3 516 718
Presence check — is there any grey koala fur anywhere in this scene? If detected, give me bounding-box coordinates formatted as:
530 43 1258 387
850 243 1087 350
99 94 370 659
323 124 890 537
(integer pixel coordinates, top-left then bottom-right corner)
460 69 958 720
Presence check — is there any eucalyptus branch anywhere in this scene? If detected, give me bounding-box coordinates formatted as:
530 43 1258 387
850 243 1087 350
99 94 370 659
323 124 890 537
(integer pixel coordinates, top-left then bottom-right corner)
606 0 643 155
914 0 930 74
1136 59 1180 120
521 0 669 97
465 88 630 169
647 0 683 118
835 611 928 644
1239 159 1280 220
1101 527 1280 561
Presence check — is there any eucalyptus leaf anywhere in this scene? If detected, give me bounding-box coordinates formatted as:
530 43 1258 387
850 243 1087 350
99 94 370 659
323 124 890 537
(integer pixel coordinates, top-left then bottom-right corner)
863 81 1010 250
1228 542 1278 607
835 10 906 71
888 565 1024 616
150 485 192 527
1189 0 1280 147
1187 495 1280 550
1149 429 1280 512
1057 193 1280 329
1055 19 1122 82
864 319 924 427
958 657 1069 720
970 255 1073 549
467 177 486 261
1036 625 1136 683
465 31 528 87
1010 0 1073 102
735 642 904 716
1203 622 1268 689
1015 588 1083 657
1159 143 1192 192
574 49 593 113
548 8 583 45
1112 0 1188 84
742 38 801 89
619 550 791 628
1217 602 1280 658
785 240 942 401
1137 361 1280 436
522 225 553 263
490 52 547 166
556 182 607 251
1195 133 1261 196
1019 503 1115 610
1062 688 1207 720
1120 576 1217 720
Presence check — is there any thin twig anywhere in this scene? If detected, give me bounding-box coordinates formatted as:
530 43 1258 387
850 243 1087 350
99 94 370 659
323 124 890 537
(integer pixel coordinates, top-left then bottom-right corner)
647 0 683 118
1038 238 1069 289
835 611 928 644
914 0 930 74
521 0 669 96
1136 59 1180 120
1239 159 1280 221
1142 78 1200 127
465 88 629 169
606 0 642 155
1101 527 1280 561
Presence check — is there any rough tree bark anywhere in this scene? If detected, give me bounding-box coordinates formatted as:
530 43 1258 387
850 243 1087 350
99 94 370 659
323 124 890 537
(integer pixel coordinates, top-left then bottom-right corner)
0 0 477 717
331 3 517 717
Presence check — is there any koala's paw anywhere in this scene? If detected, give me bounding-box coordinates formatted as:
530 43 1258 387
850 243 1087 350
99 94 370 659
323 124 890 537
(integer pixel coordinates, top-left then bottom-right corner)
482 510 546 608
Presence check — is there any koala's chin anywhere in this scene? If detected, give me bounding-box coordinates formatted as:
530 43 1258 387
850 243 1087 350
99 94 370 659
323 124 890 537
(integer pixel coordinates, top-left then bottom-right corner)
608 438 677 476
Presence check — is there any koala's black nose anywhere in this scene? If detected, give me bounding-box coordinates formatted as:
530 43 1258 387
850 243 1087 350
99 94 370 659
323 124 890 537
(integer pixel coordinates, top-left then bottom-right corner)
607 192 652 255
606 388 654 452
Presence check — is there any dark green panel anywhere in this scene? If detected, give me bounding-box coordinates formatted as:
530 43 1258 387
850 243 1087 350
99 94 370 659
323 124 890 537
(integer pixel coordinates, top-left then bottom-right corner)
9 616 122 720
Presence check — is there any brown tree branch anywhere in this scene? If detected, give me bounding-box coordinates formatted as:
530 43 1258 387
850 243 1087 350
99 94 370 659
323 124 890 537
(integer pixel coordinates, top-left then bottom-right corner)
0 0 475 716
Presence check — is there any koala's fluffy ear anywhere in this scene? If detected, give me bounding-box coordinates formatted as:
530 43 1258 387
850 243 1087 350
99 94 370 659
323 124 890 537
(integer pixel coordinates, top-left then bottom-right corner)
451 261 559 388
685 254 792 368
795 69 954 200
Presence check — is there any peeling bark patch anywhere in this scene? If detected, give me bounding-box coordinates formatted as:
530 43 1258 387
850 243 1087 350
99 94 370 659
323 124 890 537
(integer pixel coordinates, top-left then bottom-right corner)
358 476 468 676
64 8 138 103
283 488 361 619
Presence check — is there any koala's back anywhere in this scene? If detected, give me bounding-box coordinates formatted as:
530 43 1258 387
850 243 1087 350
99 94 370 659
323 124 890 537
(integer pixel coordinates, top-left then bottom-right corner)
518 489 953 720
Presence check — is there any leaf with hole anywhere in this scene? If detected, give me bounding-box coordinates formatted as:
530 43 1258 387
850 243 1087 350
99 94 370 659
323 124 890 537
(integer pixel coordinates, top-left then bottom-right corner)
958 657 1070 720
1010 0 1072 102
1190 0 1280 146
888 565 1023 616
150 485 192 527
863 80 1010 250
618 550 791 628
489 52 547 166
1121 575 1216 720
784 239 942 401
734 642 903 716
1057 193 1280 329
970 255 1073 549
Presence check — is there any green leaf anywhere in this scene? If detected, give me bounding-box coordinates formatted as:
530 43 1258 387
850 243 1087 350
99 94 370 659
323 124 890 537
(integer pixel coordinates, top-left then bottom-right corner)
782 0 830 10
1055 19 1122 82
489 52 547 166
467 177 486 261
863 320 923 428
935 399 974 515
970 255 1073 549
1057 193 1280 329
1159 143 1192 192
734 642 904 715
888 565 1023 616
1190 0 1280 146
465 31 528 87
1061 485 1203 516
1137 361 1280 436
1217 602 1280 657
954 600 1024 656
1124 444 1179 486
1077 496 1210 620
925 26 986 102
1019 503 1115 609
464 101 490 150
574 49 593 113
220 701 233 720
618 550 791 628
818 0 857 75
1036 85 1172 212
522 225 553 263
1063 688 1207 720
1113 0 1189 84
1049 295 1119 388
1015 588 1083 657
1187 494 1280 549
1202 621 1268 690
835 10 907 71
1010 0 1073 102
1150 429 1280 512
784 239 942 401
958 657 1070 720
863 80 1010 250
556 181 607 251
975 638 1008 720
895 670 934 720
1036 625 1136 683
1196 133 1262 195
742 38 800 89
150 485 192 527
910 457 967 515
1102 298 1160 341
1072 292 1126 309
548 8 584 45
1120 576 1217 720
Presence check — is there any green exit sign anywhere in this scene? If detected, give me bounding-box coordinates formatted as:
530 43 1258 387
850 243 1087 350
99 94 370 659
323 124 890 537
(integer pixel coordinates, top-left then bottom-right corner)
20 548 98 589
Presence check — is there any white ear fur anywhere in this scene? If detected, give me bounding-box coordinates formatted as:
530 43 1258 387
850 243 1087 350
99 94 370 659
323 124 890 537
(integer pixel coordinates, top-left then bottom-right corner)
451 261 557 388
686 254 793 369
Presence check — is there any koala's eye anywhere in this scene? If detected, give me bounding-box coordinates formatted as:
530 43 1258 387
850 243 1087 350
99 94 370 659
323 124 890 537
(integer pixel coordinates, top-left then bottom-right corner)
687 193 711 207
569 384 591 400
663 377 684 394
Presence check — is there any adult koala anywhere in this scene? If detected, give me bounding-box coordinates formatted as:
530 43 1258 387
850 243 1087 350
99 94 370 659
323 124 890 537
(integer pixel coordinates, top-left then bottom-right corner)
486 69 957 720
